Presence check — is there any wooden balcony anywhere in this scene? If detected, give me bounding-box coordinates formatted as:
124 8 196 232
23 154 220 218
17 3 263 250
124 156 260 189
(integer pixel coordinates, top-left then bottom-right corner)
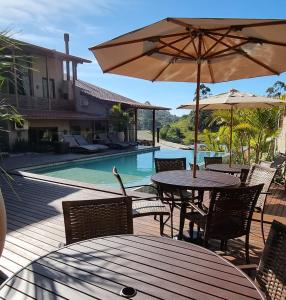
1 93 75 111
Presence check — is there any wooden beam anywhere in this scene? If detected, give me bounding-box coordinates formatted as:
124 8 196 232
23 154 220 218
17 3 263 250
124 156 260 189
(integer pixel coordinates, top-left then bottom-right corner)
12 48 19 108
45 56 51 111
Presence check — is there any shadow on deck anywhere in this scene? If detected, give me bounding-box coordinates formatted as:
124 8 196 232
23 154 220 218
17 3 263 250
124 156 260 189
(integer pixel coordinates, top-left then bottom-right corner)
0 174 285 280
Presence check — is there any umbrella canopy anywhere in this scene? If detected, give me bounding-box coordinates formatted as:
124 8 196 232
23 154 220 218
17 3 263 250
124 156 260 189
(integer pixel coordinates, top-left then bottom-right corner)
90 18 286 177
178 89 286 165
178 89 285 110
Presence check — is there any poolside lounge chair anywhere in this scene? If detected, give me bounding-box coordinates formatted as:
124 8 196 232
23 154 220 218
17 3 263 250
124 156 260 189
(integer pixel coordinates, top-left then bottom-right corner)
73 135 109 151
62 135 108 153
106 133 131 149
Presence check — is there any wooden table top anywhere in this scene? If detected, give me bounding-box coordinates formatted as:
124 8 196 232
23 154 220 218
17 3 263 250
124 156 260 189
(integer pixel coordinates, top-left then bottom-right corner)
206 163 250 174
0 235 264 300
151 170 241 190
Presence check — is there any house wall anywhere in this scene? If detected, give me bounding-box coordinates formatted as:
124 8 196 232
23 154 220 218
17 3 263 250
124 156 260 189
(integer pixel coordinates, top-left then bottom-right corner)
75 89 112 117
32 56 64 99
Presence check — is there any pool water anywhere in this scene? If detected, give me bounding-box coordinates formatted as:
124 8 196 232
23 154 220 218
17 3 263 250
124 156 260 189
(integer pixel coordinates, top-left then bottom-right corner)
32 149 223 188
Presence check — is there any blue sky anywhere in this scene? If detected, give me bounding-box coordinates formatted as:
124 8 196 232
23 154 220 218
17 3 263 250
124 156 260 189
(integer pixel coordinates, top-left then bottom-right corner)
1 0 286 116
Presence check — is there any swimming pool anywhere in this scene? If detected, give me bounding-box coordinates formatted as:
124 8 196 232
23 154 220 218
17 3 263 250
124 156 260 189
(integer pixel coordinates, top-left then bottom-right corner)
31 149 224 188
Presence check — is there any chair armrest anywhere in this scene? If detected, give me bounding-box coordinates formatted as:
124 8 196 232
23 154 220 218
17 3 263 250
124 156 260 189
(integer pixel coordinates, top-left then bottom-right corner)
132 196 158 201
238 264 257 278
126 184 158 193
188 202 207 216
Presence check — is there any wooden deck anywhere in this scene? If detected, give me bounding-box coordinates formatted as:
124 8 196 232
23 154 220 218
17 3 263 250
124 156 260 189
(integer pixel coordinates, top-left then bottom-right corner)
0 173 285 282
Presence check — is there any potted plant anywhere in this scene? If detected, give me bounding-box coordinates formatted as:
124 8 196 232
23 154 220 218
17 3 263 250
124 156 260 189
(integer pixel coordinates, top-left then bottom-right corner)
109 104 130 141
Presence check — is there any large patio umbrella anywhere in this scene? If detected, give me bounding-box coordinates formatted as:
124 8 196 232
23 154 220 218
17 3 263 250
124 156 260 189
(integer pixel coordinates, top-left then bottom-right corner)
178 89 286 166
89 18 286 177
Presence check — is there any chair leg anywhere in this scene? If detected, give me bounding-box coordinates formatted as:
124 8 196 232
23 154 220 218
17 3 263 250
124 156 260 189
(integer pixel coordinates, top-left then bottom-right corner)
220 240 224 251
189 221 194 240
154 215 157 221
178 202 187 240
159 215 164 236
245 234 250 264
261 207 266 244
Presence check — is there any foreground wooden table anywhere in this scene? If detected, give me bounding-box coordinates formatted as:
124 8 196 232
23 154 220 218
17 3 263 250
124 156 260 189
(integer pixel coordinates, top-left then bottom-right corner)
0 235 264 299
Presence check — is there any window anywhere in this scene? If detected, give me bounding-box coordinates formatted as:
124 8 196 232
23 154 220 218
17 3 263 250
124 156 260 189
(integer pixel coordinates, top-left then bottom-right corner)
42 78 55 99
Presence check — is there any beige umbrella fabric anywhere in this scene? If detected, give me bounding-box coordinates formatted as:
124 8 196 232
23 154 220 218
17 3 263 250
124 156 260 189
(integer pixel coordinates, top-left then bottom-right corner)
90 18 286 177
178 89 286 165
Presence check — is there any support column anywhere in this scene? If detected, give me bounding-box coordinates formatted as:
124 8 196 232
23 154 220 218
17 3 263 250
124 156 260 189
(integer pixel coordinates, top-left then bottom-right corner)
12 48 19 108
152 109 155 147
45 56 51 111
134 109 138 142
72 61 77 102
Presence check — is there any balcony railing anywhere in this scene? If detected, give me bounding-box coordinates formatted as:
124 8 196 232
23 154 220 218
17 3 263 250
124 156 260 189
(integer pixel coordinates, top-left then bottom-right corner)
0 93 75 111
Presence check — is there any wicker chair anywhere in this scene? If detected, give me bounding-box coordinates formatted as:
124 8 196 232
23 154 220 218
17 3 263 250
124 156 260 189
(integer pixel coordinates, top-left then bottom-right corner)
244 164 277 243
241 220 286 300
204 156 223 168
112 167 169 236
62 197 133 245
185 184 264 263
154 158 197 238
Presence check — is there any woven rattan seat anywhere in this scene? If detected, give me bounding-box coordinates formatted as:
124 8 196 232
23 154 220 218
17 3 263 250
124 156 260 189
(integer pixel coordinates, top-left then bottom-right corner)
62 197 133 245
113 167 169 235
204 156 223 168
245 164 277 243
256 220 286 300
185 184 264 263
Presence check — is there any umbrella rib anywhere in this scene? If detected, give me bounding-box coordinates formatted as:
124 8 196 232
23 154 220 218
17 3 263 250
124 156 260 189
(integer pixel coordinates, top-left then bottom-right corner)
204 40 249 59
156 50 194 60
203 28 232 57
201 36 215 83
206 33 280 75
151 37 195 82
89 31 188 50
102 34 190 73
158 40 195 59
203 19 286 31
208 32 286 48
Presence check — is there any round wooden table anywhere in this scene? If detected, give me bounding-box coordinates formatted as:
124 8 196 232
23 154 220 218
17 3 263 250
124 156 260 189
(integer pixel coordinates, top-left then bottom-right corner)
206 163 250 174
151 170 241 239
0 235 265 300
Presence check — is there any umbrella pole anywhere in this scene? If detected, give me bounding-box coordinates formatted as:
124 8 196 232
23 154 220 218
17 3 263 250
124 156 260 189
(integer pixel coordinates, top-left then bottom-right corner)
229 105 233 167
193 35 202 178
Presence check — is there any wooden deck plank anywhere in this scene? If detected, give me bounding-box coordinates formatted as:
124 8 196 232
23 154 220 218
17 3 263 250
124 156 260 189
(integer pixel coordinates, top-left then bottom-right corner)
0 174 285 283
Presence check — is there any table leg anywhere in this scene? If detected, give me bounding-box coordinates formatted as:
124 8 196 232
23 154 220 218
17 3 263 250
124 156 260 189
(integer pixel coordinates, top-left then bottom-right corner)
178 201 187 240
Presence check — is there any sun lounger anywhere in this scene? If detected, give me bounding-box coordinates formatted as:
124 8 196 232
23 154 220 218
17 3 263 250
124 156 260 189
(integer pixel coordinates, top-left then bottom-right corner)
73 135 109 151
106 133 131 149
62 135 108 153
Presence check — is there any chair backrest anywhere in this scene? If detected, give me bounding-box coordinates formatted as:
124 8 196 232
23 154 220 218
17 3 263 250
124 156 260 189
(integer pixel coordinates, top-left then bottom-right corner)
154 158 186 173
62 196 133 245
62 135 79 148
271 153 286 169
189 163 200 170
112 167 127 196
240 168 249 184
256 220 286 300
206 184 264 240
245 164 276 209
204 156 222 168
73 135 88 146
